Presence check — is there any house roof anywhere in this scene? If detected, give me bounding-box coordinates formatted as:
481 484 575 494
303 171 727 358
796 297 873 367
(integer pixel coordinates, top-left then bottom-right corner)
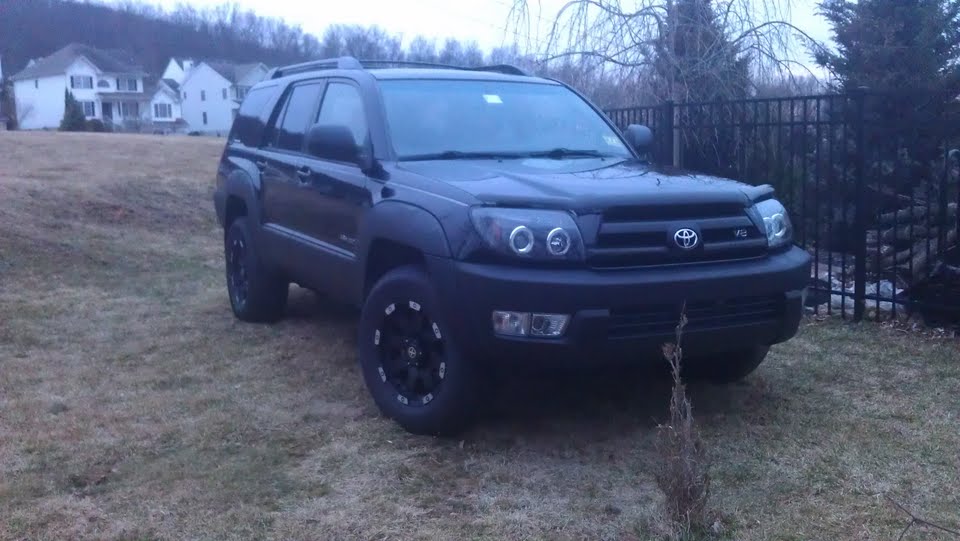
10 43 144 81
162 78 180 92
205 61 266 84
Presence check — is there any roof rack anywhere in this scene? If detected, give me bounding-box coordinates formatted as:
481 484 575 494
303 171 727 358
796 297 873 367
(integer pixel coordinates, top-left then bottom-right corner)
268 56 363 79
269 56 529 79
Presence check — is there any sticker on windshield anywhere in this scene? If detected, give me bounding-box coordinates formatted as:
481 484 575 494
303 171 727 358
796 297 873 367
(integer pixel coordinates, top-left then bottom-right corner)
603 135 621 146
483 94 503 104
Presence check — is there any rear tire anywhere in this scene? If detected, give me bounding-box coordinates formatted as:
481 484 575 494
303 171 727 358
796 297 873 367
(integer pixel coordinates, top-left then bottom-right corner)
682 346 769 384
358 265 483 436
224 217 288 323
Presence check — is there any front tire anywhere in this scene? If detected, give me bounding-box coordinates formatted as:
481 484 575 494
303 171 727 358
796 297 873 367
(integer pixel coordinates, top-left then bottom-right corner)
358 265 482 436
682 346 769 384
224 217 288 323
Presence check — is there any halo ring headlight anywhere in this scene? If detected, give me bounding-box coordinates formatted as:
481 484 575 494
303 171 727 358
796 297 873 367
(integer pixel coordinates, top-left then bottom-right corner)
509 225 534 255
546 227 571 256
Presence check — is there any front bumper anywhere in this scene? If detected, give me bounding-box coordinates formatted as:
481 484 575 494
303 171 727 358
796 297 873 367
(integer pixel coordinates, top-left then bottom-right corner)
426 246 812 363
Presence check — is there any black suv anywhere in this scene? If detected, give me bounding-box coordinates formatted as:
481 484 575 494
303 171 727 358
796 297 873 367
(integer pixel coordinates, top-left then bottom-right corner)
213 57 811 435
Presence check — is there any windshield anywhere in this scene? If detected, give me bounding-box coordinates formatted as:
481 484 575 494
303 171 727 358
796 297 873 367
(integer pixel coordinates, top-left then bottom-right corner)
378 79 633 160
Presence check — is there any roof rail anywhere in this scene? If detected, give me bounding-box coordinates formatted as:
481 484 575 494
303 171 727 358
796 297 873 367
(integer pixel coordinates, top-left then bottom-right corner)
468 64 529 76
358 59 529 76
269 56 363 79
269 56 531 79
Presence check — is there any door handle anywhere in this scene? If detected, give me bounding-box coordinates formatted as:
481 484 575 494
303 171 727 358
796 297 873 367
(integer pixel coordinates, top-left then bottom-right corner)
295 167 312 183
255 160 267 171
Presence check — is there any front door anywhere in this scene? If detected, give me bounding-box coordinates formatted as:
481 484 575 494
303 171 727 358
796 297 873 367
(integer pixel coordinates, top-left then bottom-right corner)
299 81 371 256
293 80 373 300
101 102 113 122
255 80 326 272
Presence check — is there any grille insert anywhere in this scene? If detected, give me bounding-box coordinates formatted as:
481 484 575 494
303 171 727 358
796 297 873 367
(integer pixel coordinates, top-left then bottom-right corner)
608 295 783 339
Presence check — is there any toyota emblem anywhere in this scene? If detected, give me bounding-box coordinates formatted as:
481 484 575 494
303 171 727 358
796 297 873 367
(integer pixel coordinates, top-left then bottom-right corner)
674 228 699 250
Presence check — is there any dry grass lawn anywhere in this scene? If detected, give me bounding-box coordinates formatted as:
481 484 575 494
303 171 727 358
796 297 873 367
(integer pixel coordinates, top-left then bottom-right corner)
1 131 959 541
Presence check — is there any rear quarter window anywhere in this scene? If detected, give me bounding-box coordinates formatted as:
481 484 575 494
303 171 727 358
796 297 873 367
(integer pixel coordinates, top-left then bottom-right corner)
230 86 278 147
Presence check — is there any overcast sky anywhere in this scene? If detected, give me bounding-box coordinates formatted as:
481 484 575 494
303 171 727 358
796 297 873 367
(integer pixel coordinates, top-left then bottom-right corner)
135 0 832 68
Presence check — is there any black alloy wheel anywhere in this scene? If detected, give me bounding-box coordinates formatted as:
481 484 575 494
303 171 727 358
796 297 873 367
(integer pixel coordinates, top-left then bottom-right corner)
374 300 447 406
227 236 249 310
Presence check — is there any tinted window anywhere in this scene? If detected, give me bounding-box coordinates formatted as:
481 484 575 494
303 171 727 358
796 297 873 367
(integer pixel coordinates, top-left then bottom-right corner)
231 86 276 147
315 82 367 145
379 80 630 160
274 83 323 152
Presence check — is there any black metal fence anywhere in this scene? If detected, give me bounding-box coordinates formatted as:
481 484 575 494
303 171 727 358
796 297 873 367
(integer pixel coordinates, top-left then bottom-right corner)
605 91 960 324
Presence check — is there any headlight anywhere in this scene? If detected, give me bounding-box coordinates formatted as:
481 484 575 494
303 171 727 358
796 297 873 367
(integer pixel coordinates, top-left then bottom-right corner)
751 198 794 249
469 207 585 261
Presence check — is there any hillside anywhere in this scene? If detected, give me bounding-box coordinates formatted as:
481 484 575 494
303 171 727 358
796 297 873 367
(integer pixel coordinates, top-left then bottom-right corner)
0 0 316 76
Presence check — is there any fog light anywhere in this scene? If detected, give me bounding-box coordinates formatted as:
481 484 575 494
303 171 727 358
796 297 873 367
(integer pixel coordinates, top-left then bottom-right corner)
530 313 570 337
492 311 570 338
492 310 530 336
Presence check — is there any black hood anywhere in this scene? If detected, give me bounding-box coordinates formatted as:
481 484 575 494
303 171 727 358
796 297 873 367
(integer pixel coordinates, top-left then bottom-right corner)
396 158 773 210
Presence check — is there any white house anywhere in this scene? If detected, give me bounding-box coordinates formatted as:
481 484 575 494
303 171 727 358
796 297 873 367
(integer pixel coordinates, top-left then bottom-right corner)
147 78 186 133
10 43 149 130
160 58 269 134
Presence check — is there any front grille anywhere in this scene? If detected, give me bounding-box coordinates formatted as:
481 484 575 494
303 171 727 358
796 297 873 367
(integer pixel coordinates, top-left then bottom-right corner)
608 295 784 339
588 203 767 268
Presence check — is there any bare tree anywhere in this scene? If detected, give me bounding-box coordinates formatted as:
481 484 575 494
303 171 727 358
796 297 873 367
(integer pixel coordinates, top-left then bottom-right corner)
508 0 826 102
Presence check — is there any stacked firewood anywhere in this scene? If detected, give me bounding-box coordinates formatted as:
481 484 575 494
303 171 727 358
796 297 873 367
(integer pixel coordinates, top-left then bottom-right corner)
866 201 958 283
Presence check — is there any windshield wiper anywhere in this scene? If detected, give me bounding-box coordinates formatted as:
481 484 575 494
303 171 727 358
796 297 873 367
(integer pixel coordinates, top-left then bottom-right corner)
399 150 522 161
524 148 618 159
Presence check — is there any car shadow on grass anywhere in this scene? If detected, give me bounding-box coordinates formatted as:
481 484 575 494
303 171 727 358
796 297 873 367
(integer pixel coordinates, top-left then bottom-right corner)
278 287 774 440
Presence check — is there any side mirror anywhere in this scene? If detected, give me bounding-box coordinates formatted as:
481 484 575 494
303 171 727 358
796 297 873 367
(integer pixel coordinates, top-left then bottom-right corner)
306 124 361 164
624 124 654 153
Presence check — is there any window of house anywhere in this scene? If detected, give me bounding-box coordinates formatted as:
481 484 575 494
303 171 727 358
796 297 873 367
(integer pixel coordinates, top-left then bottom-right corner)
201 90 206 101
120 102 139 118
268 82 323 151
183 91 187 100
115 78 138 91
315 82 368 147
202 112 208 125
154 103 172 119
79 101 96 117
70 75 93 89
236 87 248 100
34 80 38 89
222 88 228 100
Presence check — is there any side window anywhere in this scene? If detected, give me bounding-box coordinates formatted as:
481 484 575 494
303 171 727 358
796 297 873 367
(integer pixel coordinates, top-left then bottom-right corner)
269 83 323 152
315 82 367 146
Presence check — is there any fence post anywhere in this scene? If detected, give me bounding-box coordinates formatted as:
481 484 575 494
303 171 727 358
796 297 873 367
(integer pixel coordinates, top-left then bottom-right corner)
662 100 675 166
852 89 868 321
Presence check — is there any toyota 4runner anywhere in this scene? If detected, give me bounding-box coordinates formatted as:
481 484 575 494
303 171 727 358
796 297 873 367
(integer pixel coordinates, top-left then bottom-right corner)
213 57 812 435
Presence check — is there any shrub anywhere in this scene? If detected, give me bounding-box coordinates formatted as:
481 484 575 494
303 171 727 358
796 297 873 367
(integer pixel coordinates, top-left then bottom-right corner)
85 119 108 132
655 307 713 538
59 90 87 132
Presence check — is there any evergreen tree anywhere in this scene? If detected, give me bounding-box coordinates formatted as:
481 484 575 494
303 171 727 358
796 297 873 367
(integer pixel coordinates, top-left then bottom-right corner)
59 89 86 131
652 0 751 103
815 0 960 93
815 0 960 170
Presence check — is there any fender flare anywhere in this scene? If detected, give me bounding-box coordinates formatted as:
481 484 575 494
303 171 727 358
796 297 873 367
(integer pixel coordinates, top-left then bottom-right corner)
222 161 262 226
358 200 452 260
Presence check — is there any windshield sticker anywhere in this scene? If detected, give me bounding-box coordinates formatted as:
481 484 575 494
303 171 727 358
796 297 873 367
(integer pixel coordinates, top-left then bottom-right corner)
483 94 503 104
603 135 621 146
